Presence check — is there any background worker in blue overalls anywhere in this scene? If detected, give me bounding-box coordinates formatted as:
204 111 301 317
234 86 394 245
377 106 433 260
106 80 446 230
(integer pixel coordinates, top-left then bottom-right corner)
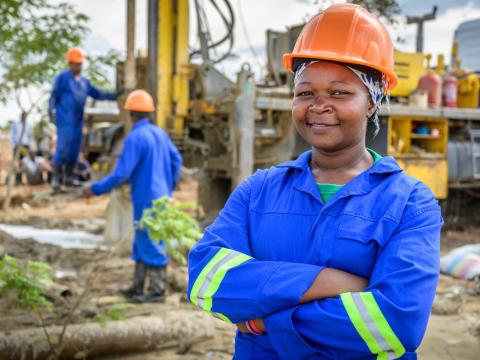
188 4 443 359
48 48 118 191
84 89 183 303
9 111 33 185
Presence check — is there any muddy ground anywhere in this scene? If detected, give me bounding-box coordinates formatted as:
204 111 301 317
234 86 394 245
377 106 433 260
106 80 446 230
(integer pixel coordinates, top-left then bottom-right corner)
0 178 479 359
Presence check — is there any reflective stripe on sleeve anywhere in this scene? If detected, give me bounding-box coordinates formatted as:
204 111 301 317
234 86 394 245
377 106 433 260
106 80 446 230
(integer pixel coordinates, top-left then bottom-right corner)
197 251 240 309
201 253 252 311
213 312 232 323
340 292 406 360
190 248 231 306
189 247 252 322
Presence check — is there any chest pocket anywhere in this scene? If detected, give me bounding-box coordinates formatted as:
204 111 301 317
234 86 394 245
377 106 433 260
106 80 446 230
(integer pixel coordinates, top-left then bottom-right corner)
331 214 390 278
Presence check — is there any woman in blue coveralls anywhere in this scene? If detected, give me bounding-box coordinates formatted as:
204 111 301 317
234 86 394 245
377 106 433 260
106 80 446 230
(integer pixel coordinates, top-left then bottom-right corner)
188 4 443 360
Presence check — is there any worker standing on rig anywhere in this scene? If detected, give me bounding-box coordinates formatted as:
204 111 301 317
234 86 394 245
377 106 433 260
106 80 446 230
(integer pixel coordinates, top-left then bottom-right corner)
84 90 183 303
49 48 118 192
188 4 442 359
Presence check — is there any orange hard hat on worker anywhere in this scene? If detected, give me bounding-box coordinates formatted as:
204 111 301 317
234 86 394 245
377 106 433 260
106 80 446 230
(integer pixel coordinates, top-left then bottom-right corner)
66 48 85 63
283 3 398 90
124 89 155 112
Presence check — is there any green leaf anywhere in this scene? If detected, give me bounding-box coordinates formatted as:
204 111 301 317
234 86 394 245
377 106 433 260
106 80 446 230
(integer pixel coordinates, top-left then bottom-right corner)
0 254 53 311
93 303 135 324
139 196 203 265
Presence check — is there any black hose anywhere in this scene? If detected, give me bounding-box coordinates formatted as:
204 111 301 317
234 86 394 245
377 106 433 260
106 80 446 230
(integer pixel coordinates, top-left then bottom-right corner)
211 0 235 64
190 0 235 63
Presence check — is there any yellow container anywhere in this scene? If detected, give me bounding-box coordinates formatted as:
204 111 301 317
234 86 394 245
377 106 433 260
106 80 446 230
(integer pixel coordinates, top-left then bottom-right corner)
457 73 480 108
390 50 426 97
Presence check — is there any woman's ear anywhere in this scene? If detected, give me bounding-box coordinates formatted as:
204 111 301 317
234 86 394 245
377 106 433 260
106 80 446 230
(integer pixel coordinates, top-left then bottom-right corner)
366 98 376 119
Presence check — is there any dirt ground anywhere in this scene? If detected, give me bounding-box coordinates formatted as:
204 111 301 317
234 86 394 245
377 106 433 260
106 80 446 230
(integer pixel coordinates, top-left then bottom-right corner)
0 173 479 359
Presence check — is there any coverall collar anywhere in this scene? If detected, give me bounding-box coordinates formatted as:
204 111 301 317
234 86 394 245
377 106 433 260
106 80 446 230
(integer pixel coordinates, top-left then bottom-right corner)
277 150 403 204
67 69 82 79
132 118 151 129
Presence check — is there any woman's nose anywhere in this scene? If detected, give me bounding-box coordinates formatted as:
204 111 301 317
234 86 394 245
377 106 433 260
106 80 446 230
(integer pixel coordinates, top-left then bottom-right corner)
308 96 333 114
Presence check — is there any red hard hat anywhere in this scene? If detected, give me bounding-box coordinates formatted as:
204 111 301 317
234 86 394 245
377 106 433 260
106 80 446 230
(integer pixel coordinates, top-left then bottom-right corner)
283 4 398 89
124 90 155 112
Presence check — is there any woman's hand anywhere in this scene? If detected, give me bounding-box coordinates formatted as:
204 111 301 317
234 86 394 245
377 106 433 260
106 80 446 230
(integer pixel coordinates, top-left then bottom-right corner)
236 319 266 333
236 322 250 333
300 267 368 303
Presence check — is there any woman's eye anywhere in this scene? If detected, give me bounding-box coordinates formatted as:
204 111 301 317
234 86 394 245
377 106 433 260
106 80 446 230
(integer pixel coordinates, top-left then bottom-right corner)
331 90 350 96
296 90 313 97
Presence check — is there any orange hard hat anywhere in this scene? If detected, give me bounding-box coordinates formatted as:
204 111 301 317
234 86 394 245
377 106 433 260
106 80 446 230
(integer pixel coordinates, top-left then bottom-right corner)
124 90 155 112
66 48 85 63
283 4 398 89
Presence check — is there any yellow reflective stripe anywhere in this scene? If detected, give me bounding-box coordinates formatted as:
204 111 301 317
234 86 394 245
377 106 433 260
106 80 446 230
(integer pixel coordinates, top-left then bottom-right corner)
360 292 406 358
189 248 230 305
341 292 405 360
202 253 252 311
197 251 240 309
341 292 383 355
213 312 232 323
189 248 252 324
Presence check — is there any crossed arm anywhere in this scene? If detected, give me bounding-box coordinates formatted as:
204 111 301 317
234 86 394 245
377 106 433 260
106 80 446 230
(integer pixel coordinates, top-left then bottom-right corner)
236 267 369 333
187 172 442 358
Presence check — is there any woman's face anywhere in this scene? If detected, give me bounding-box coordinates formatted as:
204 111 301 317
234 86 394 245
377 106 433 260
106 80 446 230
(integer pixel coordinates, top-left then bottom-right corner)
292 61 375 152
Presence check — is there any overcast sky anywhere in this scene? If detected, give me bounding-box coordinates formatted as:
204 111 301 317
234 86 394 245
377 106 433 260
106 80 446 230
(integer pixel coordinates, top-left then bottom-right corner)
3 0 480 123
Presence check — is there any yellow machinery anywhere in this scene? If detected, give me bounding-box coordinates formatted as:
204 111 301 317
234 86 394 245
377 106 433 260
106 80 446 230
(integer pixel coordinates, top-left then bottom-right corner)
390 50 426 98
155 0 190 136
457 73 480 109
90 1 480 221
378 51 449 198
386 114 448 198
142 0 296 214
451 40 480 109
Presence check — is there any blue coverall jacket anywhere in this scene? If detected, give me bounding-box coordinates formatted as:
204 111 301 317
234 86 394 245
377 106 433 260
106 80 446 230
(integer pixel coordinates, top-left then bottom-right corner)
188 150 443 360
49 69 117 165
91 119 183 267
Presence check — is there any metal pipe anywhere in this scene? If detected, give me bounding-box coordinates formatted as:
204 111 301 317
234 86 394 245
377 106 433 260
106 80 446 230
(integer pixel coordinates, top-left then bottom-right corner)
125 0 136 90
233 63 255 187
147 0 158 103
157 0 174 129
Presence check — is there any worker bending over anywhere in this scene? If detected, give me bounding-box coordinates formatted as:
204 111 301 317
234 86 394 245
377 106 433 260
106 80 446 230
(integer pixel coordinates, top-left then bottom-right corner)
188 4 442 359
49 48 118 191
84 90 182 303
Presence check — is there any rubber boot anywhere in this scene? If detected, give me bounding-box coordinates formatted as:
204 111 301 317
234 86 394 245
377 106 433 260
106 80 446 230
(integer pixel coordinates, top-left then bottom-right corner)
64 164 81 187
51 164 62 192
15 172 22 185
132 265 166 303
120 261 147 298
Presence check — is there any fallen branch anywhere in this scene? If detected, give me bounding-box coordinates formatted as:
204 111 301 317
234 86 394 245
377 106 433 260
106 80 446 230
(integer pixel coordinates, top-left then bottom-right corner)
0 312 214 360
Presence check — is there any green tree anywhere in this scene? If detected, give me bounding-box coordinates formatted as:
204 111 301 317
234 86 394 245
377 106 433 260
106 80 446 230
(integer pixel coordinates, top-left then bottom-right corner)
85 50 122 92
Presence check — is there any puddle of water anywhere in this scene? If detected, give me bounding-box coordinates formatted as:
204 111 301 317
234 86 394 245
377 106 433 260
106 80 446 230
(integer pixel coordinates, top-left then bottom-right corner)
0 224 103 249
55 269 78 279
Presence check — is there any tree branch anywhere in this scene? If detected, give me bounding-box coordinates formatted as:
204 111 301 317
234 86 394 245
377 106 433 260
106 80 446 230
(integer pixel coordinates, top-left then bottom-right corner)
14 88 26 113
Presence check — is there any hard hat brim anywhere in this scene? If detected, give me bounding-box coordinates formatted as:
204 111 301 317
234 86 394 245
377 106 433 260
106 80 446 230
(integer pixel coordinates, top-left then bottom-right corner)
66 56 86 63
124 104 155 112
283 52 398 90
